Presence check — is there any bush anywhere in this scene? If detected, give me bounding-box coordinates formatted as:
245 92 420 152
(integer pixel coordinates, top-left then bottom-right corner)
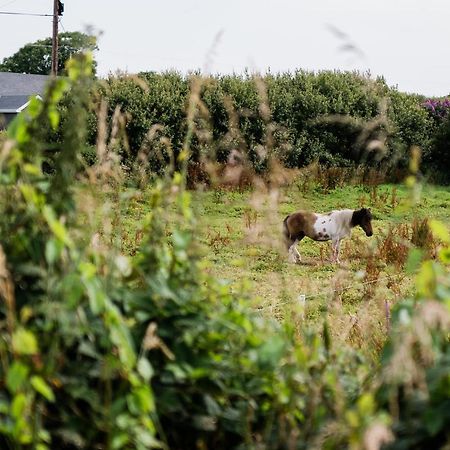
67 70 448 181
421 98 450 183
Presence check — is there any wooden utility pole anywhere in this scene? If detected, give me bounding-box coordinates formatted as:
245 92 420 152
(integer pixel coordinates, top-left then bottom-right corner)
51 0 58 76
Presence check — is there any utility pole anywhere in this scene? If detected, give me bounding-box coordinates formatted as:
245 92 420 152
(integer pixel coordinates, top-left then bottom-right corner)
51 0 58 76
51 0 63 76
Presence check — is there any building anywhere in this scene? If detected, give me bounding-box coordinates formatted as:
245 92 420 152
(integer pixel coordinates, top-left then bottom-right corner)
0 72 48 129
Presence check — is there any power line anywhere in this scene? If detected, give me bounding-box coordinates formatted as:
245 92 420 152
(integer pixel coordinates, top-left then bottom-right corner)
0 10 51 16
58 17 65 32
28 44 88 51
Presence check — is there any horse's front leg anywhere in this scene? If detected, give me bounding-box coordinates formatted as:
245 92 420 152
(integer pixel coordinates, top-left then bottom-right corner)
331 239 341 263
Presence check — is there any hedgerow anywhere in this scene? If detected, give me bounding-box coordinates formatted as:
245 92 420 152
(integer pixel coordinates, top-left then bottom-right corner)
73 69 447 182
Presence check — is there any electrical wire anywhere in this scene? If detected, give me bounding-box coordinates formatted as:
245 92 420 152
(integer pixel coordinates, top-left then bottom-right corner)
0 10 51 16
58 17 65 32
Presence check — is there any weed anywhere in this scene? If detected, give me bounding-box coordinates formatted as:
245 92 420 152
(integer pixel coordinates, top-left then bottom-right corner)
206 227 232 254
362 253 381 299
243 207 258 229
377 224 410 266
411 217 437 258
390 186 399 208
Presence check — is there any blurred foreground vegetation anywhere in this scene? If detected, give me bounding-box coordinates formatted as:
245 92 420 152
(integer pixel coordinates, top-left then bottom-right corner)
0 55 448 450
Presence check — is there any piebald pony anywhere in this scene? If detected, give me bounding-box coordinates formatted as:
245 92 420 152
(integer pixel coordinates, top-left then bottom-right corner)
283 208 373 263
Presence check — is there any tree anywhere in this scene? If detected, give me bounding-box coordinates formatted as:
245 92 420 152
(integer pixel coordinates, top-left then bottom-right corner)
0 31 98 75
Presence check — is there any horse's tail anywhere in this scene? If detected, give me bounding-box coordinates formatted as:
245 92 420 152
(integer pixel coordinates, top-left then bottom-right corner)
282 215 291 241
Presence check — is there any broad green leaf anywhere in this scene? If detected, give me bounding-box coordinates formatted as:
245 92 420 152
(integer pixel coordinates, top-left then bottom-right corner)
27 96 43 118
85 278 107 314
173 171 182 184
429 220 450 244
136 427 159 447
172 230 189 249
30 376 55 402
6 362 29 393
438 247 450 264
62 273 84 307
258 335 285 366
36 444 49 450
11 393 27 418
48 107 60 130
19 184 40 207
12 328 38 355
126 386 154 415
106 304 136 368
23 163 41 176
405 248 423 274
7 114 28 143
357 393 375 415
137 358 153 381
45 238 62 265
112 434 129 449
416 261 436 298
345 410 360 428
79 261 97 279
43 205 73 247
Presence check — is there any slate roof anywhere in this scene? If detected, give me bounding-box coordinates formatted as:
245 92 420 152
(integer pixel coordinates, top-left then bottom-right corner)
0 95 34 112
0 72 48 96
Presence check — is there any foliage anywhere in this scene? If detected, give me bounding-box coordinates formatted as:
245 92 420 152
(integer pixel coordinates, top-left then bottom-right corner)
387 90 435 171
378 235 450 449
0 32 98 75
0 53 448 450
422 98 450 121
0 53 155 450
73 70 449 181
421 98 450 183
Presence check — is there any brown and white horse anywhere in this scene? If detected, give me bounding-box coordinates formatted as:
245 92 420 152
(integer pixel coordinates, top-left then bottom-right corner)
283 208 373 263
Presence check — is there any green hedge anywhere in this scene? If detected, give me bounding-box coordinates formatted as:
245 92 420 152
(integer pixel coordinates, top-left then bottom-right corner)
79 70 444 181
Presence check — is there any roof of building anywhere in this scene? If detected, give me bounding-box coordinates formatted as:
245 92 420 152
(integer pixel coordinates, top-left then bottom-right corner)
0 95 37 113
0 72 48 97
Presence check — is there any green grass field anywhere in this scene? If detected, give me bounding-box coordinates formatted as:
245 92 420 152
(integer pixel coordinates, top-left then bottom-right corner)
121 180 449 356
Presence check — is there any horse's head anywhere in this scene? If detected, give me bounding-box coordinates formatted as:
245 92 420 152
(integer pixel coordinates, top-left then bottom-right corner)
352 208 373 237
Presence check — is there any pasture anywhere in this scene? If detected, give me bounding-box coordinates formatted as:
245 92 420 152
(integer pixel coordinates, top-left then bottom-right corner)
121 179 450 356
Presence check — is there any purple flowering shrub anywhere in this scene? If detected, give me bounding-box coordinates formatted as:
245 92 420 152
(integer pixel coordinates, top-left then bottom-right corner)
421 98 450 182
422 98 450 121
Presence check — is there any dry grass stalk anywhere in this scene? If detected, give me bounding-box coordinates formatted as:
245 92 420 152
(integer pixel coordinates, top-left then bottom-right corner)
0 245 15 334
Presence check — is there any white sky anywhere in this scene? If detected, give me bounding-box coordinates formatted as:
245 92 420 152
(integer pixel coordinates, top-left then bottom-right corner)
0 0 449 96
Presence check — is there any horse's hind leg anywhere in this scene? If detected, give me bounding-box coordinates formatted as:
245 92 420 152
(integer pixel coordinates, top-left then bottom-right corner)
288 234 304 263
288 239 299 263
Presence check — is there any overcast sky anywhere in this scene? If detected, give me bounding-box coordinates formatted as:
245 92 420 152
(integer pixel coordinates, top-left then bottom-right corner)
0 0 448 96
